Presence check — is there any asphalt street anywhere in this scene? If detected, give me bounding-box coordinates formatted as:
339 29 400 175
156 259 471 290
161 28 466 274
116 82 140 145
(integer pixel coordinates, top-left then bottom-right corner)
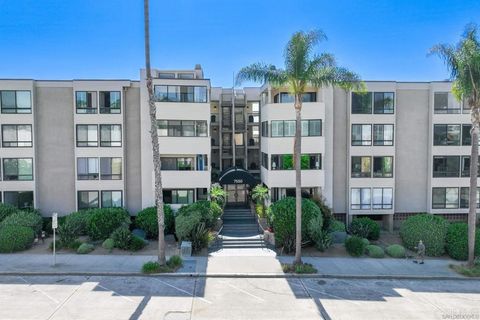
0 275 479 320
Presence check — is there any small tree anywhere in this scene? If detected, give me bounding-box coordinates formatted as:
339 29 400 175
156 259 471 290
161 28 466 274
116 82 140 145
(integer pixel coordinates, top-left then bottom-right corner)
237 30 361 265
210 183 226 207
251 185 269 217
430 24 480 267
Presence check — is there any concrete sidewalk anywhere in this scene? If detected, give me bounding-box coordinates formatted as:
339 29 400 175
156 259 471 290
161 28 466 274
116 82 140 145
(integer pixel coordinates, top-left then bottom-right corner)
0 253 466 279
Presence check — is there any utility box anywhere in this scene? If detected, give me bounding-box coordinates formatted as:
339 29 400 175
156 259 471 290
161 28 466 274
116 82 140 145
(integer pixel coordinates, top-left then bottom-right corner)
181 241 192 257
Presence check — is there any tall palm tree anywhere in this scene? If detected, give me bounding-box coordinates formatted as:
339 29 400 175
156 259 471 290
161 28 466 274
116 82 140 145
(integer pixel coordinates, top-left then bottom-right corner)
144 0 166 265
430 24 480 267
237 30 361 265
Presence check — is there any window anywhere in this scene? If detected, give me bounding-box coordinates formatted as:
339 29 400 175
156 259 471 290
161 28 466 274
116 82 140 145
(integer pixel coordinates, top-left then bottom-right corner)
154 85 207 103
432 187 459 209
100 124 122 147
433 124 461 146
462 124 472 145
373 124 394 146
373 156 393 178
234 133 244 146
301 120 322 136
261 121 269 137
434 92 460 114
99 91 121 114
283 121 295 137
460 156 480 177
433 156 460 177
158 73 175 79
4 191 33 209
2 125 32 147
351 124 371 146
178 73 194 79
352 92 372 114
101 191 123 208
76 125 98 147
75 91 97 113
162 189 194 204
351 156 371 177
374 92 394 114
157 120 208 137
1 91 31 113
197 188 208 201
3 158 33 180
273 92 316 103
78 191 99 210
271 154 321 170
271 121 285 137
248 115 260 123
251 102 260 113
460 187 480 208
161 157 194 171
77 158 99 180
100 157 122 179
351 188 371 209
372 188 393 209
261 152 268 169
196 154 208 171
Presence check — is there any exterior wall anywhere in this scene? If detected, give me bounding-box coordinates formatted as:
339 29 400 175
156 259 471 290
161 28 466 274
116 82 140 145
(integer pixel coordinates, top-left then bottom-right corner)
35 83 76 215
332 88 348 213
125 85 142 214
395 85 430 213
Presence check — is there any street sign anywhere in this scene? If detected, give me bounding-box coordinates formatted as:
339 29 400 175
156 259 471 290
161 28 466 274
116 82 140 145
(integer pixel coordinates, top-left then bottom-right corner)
52 213 58 229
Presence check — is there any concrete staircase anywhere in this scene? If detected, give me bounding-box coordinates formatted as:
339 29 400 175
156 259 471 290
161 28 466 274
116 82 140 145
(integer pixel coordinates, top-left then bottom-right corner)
209 207 275 256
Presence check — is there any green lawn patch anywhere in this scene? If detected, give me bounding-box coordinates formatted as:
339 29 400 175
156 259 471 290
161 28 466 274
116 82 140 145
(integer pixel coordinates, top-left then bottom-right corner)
141 255 183 274
282 263 318 274
451 264 480 277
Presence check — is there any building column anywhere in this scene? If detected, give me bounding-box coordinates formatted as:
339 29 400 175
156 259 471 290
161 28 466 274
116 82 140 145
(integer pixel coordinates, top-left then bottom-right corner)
383 214 394 233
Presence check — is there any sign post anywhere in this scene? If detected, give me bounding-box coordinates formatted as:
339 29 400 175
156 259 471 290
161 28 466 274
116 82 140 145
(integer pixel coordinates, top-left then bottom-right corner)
52 213 58 266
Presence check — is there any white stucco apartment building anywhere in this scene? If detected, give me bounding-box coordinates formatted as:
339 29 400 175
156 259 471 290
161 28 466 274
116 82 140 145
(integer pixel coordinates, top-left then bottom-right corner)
0 65 477 230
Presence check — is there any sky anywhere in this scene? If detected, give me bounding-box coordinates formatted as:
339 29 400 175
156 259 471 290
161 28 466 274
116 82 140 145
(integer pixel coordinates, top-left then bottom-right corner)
0 0 479 87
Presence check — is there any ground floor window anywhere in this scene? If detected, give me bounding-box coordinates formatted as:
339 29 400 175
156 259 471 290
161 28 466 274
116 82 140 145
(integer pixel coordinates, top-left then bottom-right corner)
432 187 459 209
459 187 480 208
4 191 33 209
163 189 194 204
271 187 316 202
351 188 371 210
101 191 123 208
197 188 208 201
78 191 99 210
372 188 393 209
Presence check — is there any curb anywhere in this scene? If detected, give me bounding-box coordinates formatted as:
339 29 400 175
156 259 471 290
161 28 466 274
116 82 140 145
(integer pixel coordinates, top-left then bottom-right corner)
0 271 473 280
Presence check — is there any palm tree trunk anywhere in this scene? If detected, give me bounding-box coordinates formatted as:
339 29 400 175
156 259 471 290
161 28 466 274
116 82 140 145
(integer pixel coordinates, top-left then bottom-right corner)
294 95 303 265
144 0 166 265
468 120 479 267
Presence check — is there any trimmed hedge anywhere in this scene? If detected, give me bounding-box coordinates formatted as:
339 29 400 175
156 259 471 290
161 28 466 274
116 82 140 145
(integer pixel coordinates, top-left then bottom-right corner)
129 235 146 251
111 226 132 250
64 211 91 236
102 238 115 252
86 208 131 240
270 197 322 253
77 243 94 254
400 213 449 256
0 203 19 223
345 236 365 257
349 217 380 240
135 205 174 238
0 225 35 253
0 211 43 235
446 223 480 260
385 244 406 258
329 220 346 232
365 245 385 258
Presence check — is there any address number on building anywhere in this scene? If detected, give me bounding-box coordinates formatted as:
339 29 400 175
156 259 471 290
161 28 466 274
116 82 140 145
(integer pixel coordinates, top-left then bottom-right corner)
233 179 243 184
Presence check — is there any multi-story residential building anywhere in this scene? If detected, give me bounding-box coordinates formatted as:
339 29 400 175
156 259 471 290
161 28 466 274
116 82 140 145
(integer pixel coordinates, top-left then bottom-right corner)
0 65 476 231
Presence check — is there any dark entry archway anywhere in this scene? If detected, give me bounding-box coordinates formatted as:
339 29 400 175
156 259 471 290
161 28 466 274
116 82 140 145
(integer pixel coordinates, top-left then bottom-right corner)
218 167 259 207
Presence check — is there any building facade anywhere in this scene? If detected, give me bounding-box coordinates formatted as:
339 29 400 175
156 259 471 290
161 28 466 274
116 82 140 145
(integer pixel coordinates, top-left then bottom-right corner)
0 66 476 230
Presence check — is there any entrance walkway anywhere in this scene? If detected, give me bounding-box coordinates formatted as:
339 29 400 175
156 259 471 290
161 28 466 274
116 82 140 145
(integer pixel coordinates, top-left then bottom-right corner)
209 207 276 257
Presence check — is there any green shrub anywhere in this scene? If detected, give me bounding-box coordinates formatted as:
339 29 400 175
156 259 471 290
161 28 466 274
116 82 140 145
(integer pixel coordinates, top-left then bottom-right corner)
308 216 331 251
329 220 346 232
77 243 94 254
167 255 183 269
345 236 366 257
86 208 130 240
0 211 43 235
68 240 83 250
135 205 174 238
177 200 221 228
385 244 406 258
0 203 19 222
255 204 264 218
111 227 132 250
0 225 35 252
312 195 332 231
129 235 146 251
58 221 80 248
282 263 318 274
365 245 385 258
400 213 449 256
445 223 480 260
362 238 370 246
64 211 91 236
102 238 115 252
270 197 322 253
175 210 202 241
349 217 380 240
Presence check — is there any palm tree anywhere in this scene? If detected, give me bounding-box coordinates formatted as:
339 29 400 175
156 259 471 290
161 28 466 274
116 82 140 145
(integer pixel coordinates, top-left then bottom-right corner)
251 184 269 217
237 30 361 265
430 24 480 267
144 0 166 265
210 183 227 207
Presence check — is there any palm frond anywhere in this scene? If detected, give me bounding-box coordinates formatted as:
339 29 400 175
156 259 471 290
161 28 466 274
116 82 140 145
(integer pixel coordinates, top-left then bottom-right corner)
235 63 288 86
429 43 459 79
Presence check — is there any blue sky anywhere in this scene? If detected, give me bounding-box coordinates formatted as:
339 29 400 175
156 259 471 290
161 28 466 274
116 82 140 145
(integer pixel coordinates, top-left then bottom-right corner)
0 0 479 87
